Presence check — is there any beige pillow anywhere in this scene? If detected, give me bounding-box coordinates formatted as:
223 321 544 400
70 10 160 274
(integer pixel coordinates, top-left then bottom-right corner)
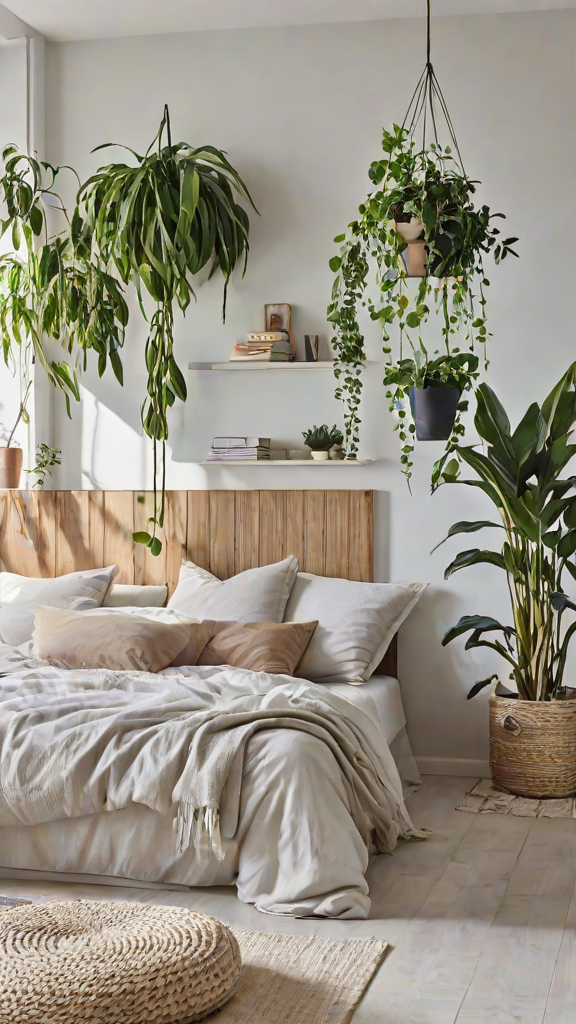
198 620 318 675
35 605 194 673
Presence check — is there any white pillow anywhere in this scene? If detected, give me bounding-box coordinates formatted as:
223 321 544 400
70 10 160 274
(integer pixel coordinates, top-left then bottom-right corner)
0 566 118 647
168 557 299 624
104 584 168 608
284 573 426 684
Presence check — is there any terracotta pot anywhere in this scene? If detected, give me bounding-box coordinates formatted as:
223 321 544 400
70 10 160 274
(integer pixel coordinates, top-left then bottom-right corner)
0 447 22 489
489 694 576 798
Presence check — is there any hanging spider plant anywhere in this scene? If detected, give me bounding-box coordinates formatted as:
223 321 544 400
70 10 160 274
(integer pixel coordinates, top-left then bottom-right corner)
77 107 256 555
327 0 518 472
0 145 127 438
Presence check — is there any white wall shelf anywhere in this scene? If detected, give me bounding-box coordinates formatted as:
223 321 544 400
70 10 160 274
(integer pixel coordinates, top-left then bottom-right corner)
189 361 336 371
201 459 374 466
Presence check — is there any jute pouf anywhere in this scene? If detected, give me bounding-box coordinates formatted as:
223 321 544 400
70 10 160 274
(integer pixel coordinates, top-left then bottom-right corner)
0 900 242 1024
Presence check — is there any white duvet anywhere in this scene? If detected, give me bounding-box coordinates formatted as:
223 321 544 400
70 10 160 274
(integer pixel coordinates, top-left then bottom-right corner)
0 644 425 918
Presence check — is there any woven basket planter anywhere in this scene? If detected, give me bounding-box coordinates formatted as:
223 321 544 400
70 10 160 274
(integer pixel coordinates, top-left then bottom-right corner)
489 694 576 798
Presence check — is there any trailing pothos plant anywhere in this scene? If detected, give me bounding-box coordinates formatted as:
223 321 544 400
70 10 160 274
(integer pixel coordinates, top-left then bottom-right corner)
327 124 517 467
383 351 479 484
76 106 256 554
434 365 576 702
0 145 127 435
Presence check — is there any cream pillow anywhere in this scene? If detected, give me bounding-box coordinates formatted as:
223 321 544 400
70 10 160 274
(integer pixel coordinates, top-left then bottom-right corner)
198 620 318 675
168 557 299 624
0 565 118 648
34 605 194 672
284 573 426 684
104 584 168 608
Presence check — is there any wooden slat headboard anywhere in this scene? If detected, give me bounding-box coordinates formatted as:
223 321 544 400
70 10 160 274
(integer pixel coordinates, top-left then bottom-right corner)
0 489 373 592
0 488 397 677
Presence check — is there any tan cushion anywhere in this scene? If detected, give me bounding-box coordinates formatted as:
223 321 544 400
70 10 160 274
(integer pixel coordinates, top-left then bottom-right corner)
198 620 318 675
35 605 194 673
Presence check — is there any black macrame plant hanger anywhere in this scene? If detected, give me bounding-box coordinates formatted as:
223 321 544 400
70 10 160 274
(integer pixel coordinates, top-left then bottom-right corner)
399 0 466 173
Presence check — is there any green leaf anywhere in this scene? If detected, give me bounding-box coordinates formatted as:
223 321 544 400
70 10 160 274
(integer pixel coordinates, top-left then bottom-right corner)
444 548 506 579
148 536 163 557
511 402 546 466
431 520 502 553
558 530 576 559
443 615 512 646
467 676 499 700
133 531 152 545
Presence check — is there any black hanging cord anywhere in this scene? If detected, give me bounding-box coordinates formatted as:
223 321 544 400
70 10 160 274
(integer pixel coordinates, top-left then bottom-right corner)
397 0 466 175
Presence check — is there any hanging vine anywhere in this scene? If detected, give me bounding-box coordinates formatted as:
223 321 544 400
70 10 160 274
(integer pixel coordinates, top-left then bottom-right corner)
327 0 518 474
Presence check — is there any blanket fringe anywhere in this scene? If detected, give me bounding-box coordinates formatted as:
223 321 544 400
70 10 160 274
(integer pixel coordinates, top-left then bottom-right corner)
174 803 224 860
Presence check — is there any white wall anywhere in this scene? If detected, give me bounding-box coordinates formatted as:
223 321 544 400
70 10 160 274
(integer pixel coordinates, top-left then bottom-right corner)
0 38 30 458
44 10 576 767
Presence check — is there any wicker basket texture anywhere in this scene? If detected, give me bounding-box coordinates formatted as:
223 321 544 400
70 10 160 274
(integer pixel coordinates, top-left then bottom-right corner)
489 694 576 799
0 900 242 1024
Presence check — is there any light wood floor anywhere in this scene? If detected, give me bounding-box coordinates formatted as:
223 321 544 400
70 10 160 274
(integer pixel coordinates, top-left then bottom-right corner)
2 775 576 1023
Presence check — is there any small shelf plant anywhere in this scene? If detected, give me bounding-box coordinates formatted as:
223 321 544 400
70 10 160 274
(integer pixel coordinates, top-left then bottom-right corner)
302 424 344 460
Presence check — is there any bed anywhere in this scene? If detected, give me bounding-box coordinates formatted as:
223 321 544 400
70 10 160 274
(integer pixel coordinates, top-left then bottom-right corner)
0 489 422 919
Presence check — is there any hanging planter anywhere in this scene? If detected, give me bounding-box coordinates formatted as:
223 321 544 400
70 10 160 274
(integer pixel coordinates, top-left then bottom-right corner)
327 0 518 474
409 383 460 441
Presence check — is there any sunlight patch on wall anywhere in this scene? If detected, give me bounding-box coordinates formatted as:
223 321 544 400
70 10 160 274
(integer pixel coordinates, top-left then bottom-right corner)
80 388 147 490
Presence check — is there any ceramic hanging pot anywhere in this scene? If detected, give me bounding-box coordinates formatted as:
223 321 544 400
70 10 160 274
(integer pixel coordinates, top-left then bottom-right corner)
394 217 426 278
409 385 460 441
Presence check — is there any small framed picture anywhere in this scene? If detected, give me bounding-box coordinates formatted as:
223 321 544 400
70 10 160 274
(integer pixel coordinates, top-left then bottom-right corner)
265 303 291 333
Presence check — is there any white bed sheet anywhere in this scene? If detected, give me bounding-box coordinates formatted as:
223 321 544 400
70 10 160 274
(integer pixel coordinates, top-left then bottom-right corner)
0 669 417 915
323 675 406 746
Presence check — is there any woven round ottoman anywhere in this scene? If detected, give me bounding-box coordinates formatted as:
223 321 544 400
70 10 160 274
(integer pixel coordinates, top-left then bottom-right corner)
0 900 242 1023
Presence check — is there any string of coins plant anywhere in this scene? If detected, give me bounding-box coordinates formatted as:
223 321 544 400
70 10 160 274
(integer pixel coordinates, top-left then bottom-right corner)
77 106 256 554
328 124 517 474
327 0 517 473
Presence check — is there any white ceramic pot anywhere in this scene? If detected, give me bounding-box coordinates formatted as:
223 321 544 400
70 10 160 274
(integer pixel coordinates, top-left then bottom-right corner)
311 450 330 461
394 216 424 243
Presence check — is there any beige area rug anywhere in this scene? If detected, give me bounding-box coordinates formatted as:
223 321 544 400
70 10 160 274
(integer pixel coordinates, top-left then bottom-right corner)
0 898 388 1024
457 778 576 818
219 929 388 1024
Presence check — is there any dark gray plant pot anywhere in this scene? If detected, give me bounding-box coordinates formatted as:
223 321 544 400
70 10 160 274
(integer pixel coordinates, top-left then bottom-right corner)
409 385 460 441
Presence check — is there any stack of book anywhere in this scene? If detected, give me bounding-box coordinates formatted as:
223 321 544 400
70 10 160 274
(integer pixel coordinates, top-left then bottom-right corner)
205 437 271 462
230 332 293 362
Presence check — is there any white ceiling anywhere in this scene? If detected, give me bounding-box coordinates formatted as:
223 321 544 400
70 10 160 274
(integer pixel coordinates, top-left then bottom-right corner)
2 0 575 42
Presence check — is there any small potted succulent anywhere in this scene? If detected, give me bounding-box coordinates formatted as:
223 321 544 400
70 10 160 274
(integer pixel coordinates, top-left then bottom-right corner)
302 424 344 461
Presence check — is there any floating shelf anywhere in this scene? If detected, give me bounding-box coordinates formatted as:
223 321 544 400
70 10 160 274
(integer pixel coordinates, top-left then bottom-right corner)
201 459 374 467
189 361 336 371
